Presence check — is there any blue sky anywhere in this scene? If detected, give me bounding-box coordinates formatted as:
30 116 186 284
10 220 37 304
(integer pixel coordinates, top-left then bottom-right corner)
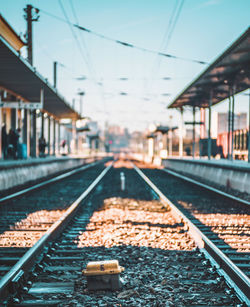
1 0 250 131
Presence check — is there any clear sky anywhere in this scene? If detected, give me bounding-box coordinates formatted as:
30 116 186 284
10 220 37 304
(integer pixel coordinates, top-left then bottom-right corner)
1 0 250 132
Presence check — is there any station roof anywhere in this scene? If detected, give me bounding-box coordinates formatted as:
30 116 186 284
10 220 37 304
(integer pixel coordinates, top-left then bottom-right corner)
0 36 80 119
168 27 250 109
0 15 25 51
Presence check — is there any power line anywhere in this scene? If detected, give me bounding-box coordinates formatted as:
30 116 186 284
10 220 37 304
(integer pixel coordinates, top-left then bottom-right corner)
58 0 108 117
147 0 185 111
68 0 97 80
39 7 208 65
58 0 89 70
75 23 207 65
68 0 109 117
163 0 185 51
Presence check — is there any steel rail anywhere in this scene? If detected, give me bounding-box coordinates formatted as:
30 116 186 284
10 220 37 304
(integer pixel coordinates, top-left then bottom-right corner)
133 164 250 305
0 163 113 302
162 168 250 206
0 158 108 205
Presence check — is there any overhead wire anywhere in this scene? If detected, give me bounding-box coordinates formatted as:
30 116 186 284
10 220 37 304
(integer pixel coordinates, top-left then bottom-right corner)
38 3 204 128
146 0 185 113
68 0 109 117
58 0 108 118
163 0 185 52
57 0 90 80
68 0 97 81
39 6 208 65
152 0 180 76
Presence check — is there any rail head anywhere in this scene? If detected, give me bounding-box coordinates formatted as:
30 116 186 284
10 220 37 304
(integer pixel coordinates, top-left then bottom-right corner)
0 158 110 205
0 163 113 302
162 168 250 207
132 163 250 304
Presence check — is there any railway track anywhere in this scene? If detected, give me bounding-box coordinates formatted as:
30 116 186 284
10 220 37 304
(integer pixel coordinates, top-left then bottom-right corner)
138 162 250 303
0 159 249 306
0 160 108 298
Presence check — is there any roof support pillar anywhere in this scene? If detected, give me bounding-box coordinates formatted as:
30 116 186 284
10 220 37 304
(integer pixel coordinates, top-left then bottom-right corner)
200 107 206 139
168 130 172 157
53 117 56 155
192 107 196 158
30 110 37 157
26 110 31 157
11 109 17 130
41 112 44 138
227 93 232 160
67 128 71 154
179 108 183 157
72 119 77 154
208 90 212 160
248 90 250 163
231 86 235 160
57 121 61 155
162 133 167 150
0 99 2 159
47 116 51 156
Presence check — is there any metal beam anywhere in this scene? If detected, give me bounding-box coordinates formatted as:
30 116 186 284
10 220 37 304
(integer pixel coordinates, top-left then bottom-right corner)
208 91 212 160
192 107 196 158
248 91 250 163
179 108 183 157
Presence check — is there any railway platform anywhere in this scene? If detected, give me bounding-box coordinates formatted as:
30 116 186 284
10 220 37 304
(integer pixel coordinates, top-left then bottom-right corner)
161 158 250 194
0 155 104 193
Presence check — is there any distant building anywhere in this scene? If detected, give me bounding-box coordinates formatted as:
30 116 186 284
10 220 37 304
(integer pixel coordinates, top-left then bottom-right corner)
213 112 247 136
105 125 130 151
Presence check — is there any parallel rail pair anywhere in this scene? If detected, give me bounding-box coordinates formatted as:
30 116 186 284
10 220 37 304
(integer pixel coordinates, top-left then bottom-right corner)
0 161 249 305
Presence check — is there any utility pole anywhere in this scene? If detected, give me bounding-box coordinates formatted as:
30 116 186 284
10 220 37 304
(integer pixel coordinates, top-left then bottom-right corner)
53 61 57 88
24 5 40 65
23 5 39 157
77 91 85 118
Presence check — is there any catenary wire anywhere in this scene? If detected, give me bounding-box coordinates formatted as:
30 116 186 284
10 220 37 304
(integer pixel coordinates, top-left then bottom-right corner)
38 7 208 65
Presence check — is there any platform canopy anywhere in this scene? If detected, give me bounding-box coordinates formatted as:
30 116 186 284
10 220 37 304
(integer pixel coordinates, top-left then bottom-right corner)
168 27 250 109
0 36 80 119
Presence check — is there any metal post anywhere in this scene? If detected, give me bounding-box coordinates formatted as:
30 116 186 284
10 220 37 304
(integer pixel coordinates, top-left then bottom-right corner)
231 86 235 160
24 5 39 65
53 118 56 155
200 108 205 139
192 107 196 158
208 91 212 160
53 61 57 88
78 91 84 118
179 108 183 157
72 120 77 154
11 109 16 130
26 110 31 157
26 5 33 65
248 90 250 163
41 112 44 137
47 116 51 155
0 96 2 159
57 121 61 155
30 110 37 157
228 93 231 159
22 109 28 145
169 130 172 156
120 172 125 191
80 95 82 118
67 129 71 154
